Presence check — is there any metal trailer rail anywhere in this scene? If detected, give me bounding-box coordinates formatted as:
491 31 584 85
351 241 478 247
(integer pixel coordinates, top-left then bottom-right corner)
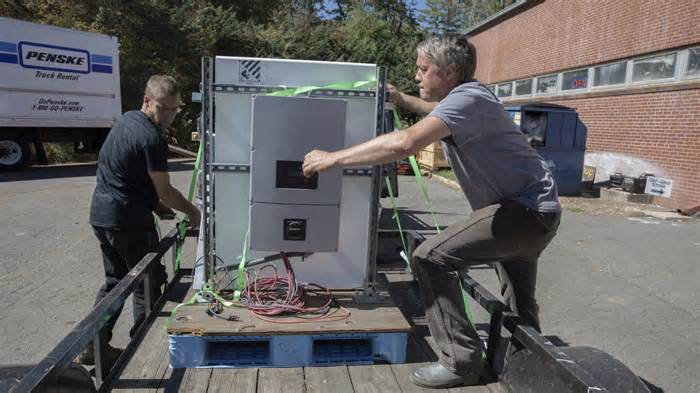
405 231 651 393
7 226 196 393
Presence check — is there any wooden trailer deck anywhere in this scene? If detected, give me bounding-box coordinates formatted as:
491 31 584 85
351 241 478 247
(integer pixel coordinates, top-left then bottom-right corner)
108 266 500 393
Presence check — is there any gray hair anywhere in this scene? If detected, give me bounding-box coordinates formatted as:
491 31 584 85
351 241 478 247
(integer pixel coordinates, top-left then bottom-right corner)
144 74 178 99
416 34 477 83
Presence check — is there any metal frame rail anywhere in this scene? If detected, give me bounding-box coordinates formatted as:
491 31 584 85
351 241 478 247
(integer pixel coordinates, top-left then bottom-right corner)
406 231 613 393
9 226 197 393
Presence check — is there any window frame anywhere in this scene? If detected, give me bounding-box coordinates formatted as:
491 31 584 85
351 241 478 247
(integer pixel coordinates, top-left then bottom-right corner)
534 73 559 96
680 46 700 80
630 51 678 85
493 47 695 102
514 78 534 97
561 68 590 92
591 60 628 89
496 81 514 98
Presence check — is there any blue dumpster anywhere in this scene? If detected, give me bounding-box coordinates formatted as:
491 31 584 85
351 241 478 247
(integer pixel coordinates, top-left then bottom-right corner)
505 104 587 195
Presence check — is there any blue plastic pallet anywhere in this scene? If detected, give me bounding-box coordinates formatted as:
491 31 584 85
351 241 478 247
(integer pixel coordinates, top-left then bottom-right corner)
169 332 407 368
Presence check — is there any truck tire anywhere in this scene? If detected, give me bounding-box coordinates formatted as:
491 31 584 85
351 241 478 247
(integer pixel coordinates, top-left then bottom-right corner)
0 136 30 169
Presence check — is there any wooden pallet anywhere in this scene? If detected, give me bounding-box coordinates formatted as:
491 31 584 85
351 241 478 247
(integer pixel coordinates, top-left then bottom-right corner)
167 292 410 337
418 142 449 170
110 268 499 392
166 290 411 368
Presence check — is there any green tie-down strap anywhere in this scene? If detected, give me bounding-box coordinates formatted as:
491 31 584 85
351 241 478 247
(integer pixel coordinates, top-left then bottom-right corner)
391 109 441 234
170 140 202 275
166 283 243 329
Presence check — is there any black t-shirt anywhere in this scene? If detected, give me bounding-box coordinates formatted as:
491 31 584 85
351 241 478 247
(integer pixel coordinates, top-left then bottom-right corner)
90 110 169 230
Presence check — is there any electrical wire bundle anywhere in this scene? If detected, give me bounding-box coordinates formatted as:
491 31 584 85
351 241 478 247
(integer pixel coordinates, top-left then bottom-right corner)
211 252 350 324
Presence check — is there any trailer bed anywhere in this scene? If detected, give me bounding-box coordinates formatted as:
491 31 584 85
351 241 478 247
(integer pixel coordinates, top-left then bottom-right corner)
109 267 499 393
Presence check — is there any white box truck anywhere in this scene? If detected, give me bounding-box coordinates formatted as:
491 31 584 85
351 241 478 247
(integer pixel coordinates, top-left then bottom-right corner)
0 17 121 169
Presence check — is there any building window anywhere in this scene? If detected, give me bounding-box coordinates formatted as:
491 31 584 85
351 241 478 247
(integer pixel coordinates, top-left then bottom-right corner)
562 69 588 90
686 47 700 77
496 82 512 98
487 85 496 93
632 53 676 82
594 62 627 86
536 74 557 94
514 79 533 96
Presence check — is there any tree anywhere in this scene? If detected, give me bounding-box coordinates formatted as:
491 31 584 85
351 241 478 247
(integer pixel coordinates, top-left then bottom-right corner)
420 0 519 34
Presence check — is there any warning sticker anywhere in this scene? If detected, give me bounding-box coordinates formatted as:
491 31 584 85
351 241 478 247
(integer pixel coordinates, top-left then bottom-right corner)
239 60 262 84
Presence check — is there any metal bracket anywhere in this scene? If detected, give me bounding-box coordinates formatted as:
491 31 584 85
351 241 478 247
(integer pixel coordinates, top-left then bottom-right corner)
211 84 376 99
343 168 373 176
309 89 376 98
201 57 215 284
212 84 284 94
211 164 250 172
363 66 387 296
352 286 384 304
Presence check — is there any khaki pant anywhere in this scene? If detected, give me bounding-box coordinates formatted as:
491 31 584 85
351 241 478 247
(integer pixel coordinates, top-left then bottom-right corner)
411 200 560 378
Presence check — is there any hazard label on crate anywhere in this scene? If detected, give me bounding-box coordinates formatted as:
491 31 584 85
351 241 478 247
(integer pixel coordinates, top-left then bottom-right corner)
239 60 262 83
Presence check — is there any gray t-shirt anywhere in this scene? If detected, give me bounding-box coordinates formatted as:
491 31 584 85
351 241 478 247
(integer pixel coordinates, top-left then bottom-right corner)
429 81 560 213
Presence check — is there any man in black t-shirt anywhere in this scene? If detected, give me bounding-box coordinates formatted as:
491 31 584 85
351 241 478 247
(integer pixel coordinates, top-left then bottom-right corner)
80 75 200 367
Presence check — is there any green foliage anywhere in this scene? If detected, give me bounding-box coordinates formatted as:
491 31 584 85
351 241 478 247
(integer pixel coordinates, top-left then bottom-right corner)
0 0 508 151
420 0 518 34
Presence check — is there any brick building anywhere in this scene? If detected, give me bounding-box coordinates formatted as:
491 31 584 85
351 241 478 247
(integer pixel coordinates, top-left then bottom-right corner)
467 0 699 209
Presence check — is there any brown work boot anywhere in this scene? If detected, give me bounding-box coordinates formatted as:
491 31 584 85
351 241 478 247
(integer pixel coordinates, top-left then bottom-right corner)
76 342 123 368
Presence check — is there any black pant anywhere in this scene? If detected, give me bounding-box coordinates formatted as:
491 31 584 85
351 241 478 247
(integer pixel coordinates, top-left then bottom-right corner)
92 226 167 343
411 200 560 378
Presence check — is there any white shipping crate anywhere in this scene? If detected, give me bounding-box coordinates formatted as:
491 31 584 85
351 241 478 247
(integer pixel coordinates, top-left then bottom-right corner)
195 56 384 291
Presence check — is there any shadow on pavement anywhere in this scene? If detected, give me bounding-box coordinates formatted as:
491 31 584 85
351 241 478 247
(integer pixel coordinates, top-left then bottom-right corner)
0 160 195 183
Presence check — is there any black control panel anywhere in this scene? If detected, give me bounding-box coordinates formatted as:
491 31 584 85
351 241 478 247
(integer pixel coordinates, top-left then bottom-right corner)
276 160 318 189
283 219 307 241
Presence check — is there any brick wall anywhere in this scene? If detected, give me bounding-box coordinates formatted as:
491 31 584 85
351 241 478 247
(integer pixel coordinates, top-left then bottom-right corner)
471 0 700 83
469 0 700 208
546 88 700 208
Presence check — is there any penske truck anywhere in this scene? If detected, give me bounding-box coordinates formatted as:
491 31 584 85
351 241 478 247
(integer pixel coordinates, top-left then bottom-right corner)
0 17 121 169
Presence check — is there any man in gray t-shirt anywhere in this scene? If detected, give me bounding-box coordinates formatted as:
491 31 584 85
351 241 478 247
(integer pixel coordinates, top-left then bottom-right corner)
303 35 560 389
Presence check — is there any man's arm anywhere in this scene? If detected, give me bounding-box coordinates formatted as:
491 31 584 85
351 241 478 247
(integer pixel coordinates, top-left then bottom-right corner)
302 116 450 176
387 84 438 116
149 171 201 227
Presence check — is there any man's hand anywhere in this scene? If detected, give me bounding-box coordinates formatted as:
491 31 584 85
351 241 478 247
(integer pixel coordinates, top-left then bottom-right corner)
188 209 201 229
303 150 337 177
386 83 404 107
154 202 176 220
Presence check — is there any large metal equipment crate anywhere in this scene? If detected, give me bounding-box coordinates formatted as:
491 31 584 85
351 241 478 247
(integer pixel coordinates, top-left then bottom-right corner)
196 56 388 297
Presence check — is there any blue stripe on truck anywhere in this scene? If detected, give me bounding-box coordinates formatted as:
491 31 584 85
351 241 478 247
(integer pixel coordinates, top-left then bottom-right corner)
0 41 18 53
91 64 112 73
91 54 112 65
0 53 18 64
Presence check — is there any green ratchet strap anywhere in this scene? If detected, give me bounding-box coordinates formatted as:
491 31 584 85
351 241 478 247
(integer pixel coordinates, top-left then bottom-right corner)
232 230 249 302
166 283 243 328
170 140 202 275
187 141 203 201
385 176 410 270
391 109 441 234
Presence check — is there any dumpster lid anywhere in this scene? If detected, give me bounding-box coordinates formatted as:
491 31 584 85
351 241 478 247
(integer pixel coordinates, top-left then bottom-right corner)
505 103 575 112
